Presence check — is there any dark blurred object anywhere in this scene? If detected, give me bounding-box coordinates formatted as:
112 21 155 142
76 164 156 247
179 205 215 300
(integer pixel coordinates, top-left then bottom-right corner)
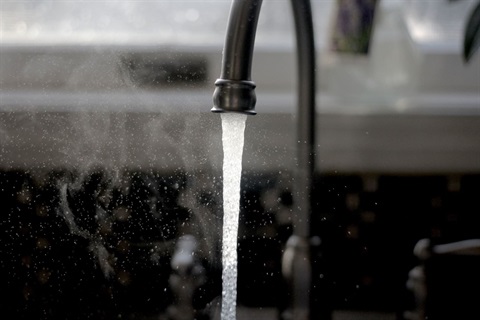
445 0 480 62
330 0 378 54
405 238 480 320
463 0 480 62
2 170 480 319
0 169 189 320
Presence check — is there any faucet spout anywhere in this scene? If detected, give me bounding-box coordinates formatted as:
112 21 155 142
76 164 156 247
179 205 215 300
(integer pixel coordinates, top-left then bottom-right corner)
211 0 262 115
212 0 318 318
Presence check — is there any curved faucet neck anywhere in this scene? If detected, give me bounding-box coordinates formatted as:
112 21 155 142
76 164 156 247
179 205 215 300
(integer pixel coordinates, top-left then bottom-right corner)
221 0 262 81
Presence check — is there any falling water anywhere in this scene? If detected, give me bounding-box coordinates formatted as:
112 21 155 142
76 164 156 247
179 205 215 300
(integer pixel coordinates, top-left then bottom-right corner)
220 113 247 320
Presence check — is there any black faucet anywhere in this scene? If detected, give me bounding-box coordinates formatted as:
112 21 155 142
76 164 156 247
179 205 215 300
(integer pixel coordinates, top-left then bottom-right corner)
211 0 317 319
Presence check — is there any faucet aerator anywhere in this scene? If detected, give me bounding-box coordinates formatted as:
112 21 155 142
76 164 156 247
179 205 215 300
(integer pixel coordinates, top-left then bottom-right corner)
212 79 257 115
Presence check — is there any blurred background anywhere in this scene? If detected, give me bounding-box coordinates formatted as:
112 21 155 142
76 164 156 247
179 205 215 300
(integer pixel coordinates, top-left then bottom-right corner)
0 0 479 319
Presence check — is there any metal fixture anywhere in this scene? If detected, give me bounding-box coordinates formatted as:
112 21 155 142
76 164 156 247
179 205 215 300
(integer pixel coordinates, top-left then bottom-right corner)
211 0 317 318
168 235 206 320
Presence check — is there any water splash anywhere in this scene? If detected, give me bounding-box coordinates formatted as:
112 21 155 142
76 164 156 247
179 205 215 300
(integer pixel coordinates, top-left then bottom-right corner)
220 113 247 320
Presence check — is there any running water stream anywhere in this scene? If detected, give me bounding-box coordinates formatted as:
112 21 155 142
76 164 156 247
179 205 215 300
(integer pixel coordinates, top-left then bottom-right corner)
220 113 247 320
